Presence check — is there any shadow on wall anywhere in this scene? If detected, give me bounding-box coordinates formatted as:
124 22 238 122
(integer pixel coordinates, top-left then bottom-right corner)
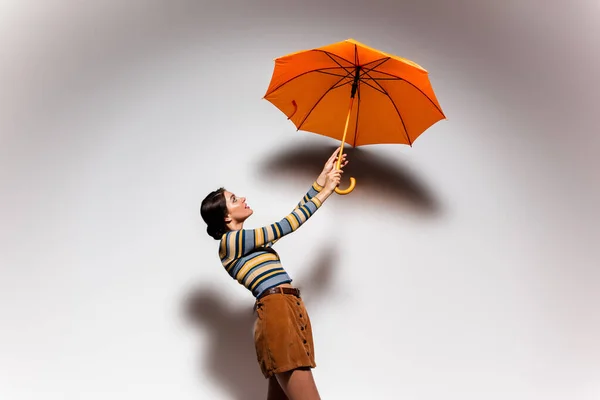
259 143 443 217
183 242 339 400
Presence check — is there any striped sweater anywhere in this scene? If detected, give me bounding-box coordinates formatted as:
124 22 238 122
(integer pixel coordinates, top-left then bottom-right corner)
218 182 324 298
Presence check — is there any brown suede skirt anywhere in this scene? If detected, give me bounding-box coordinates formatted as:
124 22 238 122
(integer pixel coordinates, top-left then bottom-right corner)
253 288 316 379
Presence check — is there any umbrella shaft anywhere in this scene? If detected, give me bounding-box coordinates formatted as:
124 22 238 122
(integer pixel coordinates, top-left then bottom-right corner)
336 95 355 170
337 65 360 167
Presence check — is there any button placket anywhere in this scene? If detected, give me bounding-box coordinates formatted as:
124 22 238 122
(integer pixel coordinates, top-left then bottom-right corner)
296 299 310 356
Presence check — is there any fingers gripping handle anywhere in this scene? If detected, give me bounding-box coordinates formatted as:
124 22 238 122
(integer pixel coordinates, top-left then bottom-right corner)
334 142 355 195
335 176 356 195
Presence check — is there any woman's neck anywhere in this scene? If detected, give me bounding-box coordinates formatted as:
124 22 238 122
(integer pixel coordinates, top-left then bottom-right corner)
227 221 244 231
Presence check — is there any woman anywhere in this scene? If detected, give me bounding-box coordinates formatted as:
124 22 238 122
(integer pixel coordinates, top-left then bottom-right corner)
200 148 347 400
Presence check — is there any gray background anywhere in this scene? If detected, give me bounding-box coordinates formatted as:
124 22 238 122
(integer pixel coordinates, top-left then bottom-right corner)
1 1 598 399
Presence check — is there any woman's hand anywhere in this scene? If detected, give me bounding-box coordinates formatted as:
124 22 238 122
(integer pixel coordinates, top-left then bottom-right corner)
324 169 343 192
317 147 348 187
315 168 343 203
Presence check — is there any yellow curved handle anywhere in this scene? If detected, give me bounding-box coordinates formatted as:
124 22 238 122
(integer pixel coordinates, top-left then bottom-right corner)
335 176 356 195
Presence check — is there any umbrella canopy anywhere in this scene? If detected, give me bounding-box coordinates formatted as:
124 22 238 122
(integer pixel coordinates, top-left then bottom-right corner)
264 38 445 194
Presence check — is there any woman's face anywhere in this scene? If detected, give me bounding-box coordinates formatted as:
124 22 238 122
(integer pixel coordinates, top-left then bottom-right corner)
224 190 253 225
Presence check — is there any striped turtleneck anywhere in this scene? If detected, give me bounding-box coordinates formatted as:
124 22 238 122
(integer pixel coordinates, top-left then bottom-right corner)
218 182 323 297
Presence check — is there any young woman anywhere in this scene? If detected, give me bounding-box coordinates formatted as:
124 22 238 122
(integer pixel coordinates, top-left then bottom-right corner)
200 148 347 400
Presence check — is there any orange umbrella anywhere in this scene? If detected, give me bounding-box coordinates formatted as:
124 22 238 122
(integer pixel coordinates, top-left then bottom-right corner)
263 38 446 194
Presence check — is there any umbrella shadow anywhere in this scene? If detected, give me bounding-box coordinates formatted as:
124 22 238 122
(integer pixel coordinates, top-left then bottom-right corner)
183 242 339 400
258 143 443 217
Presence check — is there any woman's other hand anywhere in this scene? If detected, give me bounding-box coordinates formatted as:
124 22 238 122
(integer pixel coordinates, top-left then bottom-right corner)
317 147 348 187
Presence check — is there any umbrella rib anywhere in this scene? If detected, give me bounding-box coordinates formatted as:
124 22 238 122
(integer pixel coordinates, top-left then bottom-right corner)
359 68 393 97
296 71 354 131
361 57 388 67
360 69 388 93
265 67 352 97
331 80 353 90
360 77 402 81
316 70 353 78
358 58 401 87
359 59 401 83
361 69 412 145
361 57 391 72
362 69 446 117
386 92 412 146
313 49 355 70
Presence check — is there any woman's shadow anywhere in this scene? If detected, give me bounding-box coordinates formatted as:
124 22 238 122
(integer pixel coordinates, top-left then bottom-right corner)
183 243 339 400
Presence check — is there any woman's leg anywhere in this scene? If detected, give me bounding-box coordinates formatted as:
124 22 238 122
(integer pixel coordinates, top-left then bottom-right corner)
267 376 289 400
275 368 321 400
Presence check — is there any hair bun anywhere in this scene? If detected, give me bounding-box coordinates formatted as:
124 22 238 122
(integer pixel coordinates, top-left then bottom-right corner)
207 225 224 240
200 187 228 240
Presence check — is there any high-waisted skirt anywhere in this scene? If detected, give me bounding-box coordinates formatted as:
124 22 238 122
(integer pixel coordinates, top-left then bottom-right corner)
253 287 316 379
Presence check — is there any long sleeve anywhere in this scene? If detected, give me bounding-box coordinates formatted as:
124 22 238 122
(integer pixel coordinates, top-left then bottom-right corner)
294 181 323 210
265 181 323 247
219 183 323 266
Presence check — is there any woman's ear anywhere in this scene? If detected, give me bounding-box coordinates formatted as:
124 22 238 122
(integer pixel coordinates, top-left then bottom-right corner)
224 214 232 223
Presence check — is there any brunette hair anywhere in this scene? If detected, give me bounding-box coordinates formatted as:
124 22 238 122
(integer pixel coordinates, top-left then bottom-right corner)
200 188 228 240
